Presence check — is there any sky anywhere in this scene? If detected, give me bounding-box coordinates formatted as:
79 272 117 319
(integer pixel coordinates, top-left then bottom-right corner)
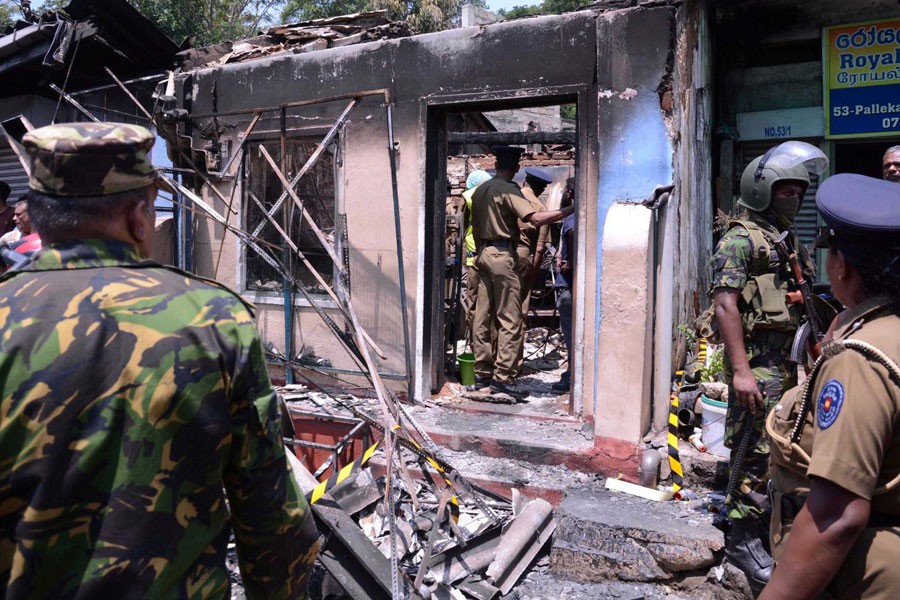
486 0 542 12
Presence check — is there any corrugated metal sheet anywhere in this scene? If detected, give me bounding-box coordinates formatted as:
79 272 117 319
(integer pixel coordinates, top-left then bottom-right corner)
0 146 28 201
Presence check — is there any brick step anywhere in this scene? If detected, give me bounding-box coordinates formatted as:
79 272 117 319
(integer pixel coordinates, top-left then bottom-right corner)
406 401 643 476
373 446 605 507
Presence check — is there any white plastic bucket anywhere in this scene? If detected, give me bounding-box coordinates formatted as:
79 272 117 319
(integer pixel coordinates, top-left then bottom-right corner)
700 395 730 459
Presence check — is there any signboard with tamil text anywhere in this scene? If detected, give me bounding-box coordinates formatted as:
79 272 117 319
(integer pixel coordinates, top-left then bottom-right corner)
824 18 900 139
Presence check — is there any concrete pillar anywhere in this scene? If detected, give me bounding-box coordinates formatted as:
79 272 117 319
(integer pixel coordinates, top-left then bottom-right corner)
594 202 654 443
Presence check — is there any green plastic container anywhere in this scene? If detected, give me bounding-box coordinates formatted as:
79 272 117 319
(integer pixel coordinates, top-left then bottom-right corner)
457 352 475 386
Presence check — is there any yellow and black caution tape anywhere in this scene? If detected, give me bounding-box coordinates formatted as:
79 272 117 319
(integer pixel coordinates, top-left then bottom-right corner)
697 337 708 366
309 441 381 504
306 432 460 521
667 370 685 494
404 432 460 521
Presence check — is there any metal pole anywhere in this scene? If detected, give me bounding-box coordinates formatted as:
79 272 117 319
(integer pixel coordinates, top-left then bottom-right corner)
281 107 295 385
385 103 414 401
49 84 100 123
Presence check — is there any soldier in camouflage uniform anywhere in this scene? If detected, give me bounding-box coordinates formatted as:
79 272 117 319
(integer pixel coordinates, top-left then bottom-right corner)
0 123 319 600
708 142 827 592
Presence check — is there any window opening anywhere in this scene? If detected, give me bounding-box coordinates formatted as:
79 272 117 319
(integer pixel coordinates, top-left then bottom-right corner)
245 136 336 293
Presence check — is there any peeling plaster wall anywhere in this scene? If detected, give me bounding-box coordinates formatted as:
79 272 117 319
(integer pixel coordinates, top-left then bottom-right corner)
167 4 694 444
658 0 712 429
592 6 676 437
596 203 654 441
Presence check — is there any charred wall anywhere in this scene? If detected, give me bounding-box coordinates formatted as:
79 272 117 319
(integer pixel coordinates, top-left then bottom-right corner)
162 5 703 442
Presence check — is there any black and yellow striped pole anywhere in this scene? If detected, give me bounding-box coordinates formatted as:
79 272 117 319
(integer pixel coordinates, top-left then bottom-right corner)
697 337 708 368
668 370 685 495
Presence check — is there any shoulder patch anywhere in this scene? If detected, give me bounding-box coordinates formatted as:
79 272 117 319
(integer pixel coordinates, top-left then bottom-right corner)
816 379 844 430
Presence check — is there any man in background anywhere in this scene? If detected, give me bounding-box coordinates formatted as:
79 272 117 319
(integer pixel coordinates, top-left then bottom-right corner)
514 167 553 375
882 145 900 183
0 196 32 246
552 178 576 393
462 169 492 344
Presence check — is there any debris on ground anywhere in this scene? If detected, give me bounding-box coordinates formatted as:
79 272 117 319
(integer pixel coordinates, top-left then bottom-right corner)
243 387 561 599
447 327 571 406
220 324 754 599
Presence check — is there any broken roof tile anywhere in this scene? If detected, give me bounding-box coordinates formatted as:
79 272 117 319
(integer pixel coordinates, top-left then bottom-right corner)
177 10 412 70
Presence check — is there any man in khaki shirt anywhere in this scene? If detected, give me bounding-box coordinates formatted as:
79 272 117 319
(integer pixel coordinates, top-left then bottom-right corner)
514 167 552 374
470 147 573 395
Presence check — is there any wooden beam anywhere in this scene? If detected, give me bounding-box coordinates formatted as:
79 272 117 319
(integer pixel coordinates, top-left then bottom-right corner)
447 131 576 145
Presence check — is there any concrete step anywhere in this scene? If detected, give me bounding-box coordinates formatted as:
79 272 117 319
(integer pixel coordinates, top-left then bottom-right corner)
410 396 649 476
547 488 752 599
419 447 603 506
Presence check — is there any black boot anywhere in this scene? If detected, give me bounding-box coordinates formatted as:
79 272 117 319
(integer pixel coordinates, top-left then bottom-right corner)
726 517 772 594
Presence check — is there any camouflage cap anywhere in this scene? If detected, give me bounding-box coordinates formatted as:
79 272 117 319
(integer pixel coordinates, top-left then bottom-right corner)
22 122 167 197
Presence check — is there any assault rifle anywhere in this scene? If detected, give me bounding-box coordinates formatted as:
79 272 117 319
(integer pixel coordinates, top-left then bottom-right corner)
772 231 826 363
724 379 766 507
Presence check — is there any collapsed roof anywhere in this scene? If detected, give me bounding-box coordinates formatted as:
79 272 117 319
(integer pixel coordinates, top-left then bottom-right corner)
0 0 179 99
175 11 412 71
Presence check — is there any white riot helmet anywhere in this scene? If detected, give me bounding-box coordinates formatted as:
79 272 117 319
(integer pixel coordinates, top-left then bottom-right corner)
739 141 829 212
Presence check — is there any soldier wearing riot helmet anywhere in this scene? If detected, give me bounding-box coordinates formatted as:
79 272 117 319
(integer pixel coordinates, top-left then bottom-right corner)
706 141 828 592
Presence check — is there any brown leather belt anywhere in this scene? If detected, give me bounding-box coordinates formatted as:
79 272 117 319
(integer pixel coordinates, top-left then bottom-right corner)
482 239 513 249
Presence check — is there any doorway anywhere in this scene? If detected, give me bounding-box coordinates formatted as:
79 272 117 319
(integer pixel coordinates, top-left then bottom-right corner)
423 97 581 411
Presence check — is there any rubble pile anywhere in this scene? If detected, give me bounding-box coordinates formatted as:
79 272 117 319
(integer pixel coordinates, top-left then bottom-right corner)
267 11 412 46
317 465 555 599
272 391 559 599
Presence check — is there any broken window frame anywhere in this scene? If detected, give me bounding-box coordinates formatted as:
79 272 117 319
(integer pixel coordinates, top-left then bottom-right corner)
241 129 344 302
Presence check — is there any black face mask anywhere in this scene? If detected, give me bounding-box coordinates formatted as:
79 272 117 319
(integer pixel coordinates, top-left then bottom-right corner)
770 197 801 229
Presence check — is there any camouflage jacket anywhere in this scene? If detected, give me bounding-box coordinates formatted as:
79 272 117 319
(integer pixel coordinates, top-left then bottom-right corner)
710 215 806 363
0 240 316 600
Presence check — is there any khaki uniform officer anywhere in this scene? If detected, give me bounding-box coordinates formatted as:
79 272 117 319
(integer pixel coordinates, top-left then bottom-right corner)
471 147 573 395
514 167 552 374
762 173 900 600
